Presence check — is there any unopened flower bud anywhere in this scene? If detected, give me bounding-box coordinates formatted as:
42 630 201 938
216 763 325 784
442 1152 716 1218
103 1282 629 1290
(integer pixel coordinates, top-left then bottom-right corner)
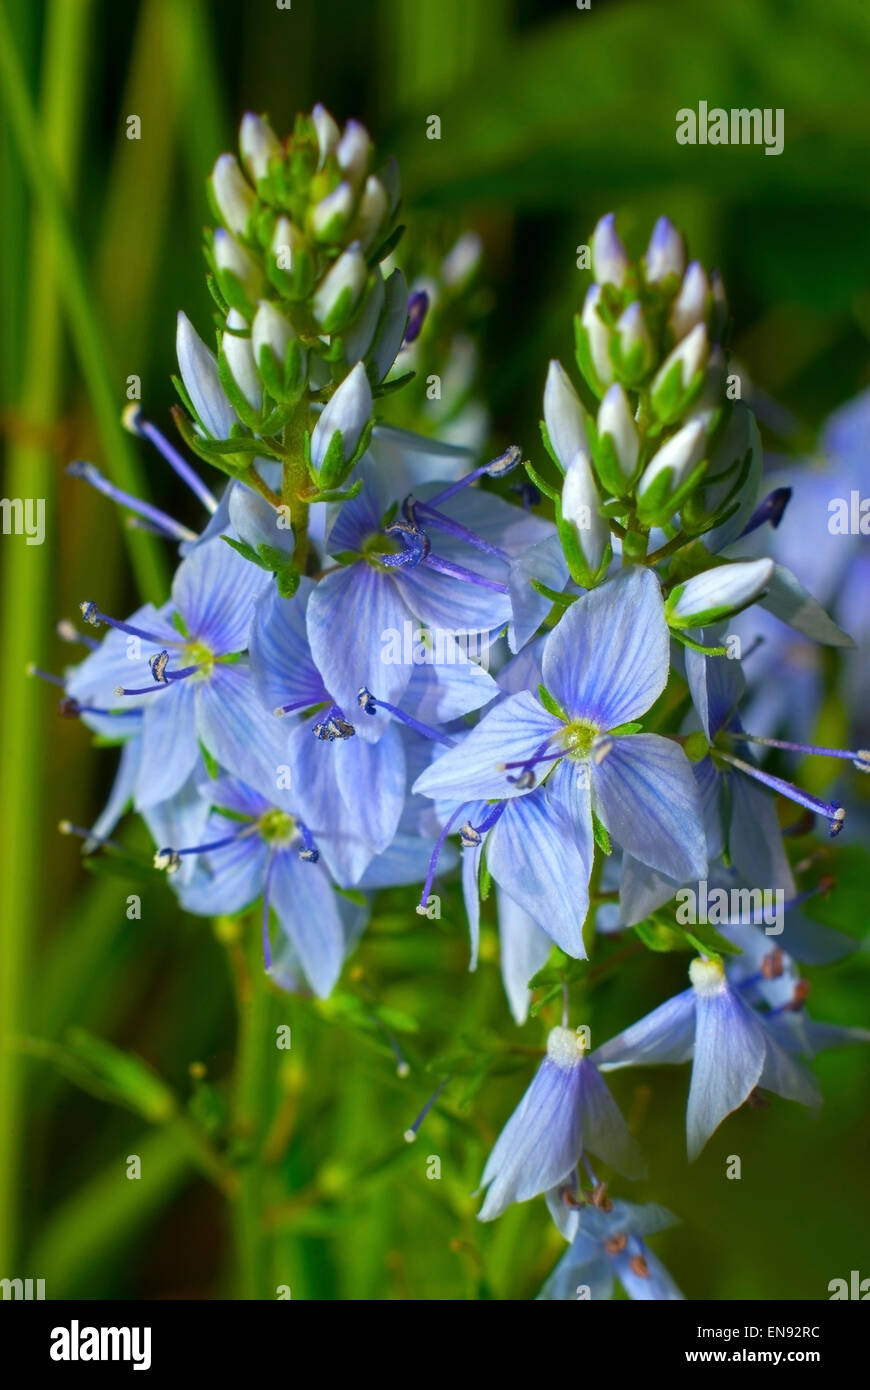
667 558 775 628
441 232 482 288
591 213 629 288
636 418 707 523
543 360 590 471
312 103 340 166
228 481 293 556
312 242 367 331
650 323 708 424
210 153 255 237
355 175 389 250
643 216 685 284
310 361 372 480
311 180 355 243
214 228 264 313
336 119 371 186
670 261 710 341
578 284 614 391
613 302 654 384
251 299 306 401
176 311 236 440
239 112 282 182
222 309 261 412
596 383 639 493
560 450 609 580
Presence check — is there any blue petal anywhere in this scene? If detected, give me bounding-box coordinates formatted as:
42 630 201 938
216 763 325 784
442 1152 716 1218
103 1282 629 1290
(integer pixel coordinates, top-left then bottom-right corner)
306 560 413 741
283 721 375 886
759 564 854 647
404 646 498 723
178 819 267 916
618 854 683 927
269 848 346 997
688 982 766 1159
87 738 140 846
136 679 200 808
615 1247 685 1301
576 1059 646 1179
335 722 406 855
141 772 214 887
171 537 269 653
685 646 744 740
412 691 562 802
537 1248 614 1301
478 1057 584 1220
249 578 328 714
591 734 707 882
497 891 552 1024
507 533 569 654
595 990 696 1070
542 567 669 728
727 770 795 896
196 662 288 796
487 787 593 958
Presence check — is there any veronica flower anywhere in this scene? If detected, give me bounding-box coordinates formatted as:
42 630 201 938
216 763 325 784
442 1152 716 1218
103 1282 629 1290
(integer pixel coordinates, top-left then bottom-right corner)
538 1199 683 1301
159 774 348 996
597 956 820 1159
305 451 551 730
477 1026 645 1222
249 577 496 884
415 568 707 952
78 538 283 808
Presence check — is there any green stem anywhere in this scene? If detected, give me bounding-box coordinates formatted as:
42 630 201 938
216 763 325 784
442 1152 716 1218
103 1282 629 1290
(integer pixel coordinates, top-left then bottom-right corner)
231 924 277 1300
0 0 90 1280
281 403 311 571
0 0 166 602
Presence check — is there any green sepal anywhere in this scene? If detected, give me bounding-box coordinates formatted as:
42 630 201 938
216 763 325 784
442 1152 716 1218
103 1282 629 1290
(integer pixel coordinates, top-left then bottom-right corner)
214 265 258 319
650 359 705 426
298 478 363 506
635 457 707 528
539 419 564 474
523 458 559 503
594 429 636 497
573 313 607 399
199 740 220 779
537 683 567 720
368 222 405 266
372 370 415 397
592 812 611 855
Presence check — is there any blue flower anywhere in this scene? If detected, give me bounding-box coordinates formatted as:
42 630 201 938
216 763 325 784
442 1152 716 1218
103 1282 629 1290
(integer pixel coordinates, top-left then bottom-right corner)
78 538 284 808
305 455 550 728
477 1025 645 1222
538 1198 684 1301
415 568 707 951
597 956 820 1159
163 773 350 996
249 576 497 884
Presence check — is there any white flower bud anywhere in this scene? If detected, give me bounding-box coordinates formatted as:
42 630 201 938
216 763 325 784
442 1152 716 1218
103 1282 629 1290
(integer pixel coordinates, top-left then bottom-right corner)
580 285 614 387
342 272 386 366
652 323 708 397
228 482 293 556
222 310 261 411
614 302 654 368
597 383 639 481
336 119 371 186
637 418 706 500
311 181 355 241
176 312 236 440
543 360 589 471
670 261 709 341
214 228 264 303
312 242 367 329
668 558 775 628
591 212 629 287
355 175 389 250
562 450 608 573
312 103 340 166
310 361 372 473
210 153 255 236
252 300 295 365
239 112 282 182
643 216 686 284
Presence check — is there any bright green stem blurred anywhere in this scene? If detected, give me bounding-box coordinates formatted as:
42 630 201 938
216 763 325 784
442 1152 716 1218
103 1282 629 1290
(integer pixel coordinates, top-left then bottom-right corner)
0 0 167 603
0 0 92 1280
231 927 279 1298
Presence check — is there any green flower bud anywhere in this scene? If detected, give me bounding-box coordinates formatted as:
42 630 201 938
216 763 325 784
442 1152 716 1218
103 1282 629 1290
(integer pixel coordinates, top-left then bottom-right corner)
311 181 356 243
611 302 655 385
239 112 282 183
636 418 707 525
650 323 708 424
595 383 639 494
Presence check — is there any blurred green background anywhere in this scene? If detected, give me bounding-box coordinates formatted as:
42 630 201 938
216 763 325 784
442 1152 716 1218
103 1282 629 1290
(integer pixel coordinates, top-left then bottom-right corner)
1 0 869 1300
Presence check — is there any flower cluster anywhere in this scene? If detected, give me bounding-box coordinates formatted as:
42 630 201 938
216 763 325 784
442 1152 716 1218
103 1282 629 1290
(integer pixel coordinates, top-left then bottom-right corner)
48 109 869 1299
